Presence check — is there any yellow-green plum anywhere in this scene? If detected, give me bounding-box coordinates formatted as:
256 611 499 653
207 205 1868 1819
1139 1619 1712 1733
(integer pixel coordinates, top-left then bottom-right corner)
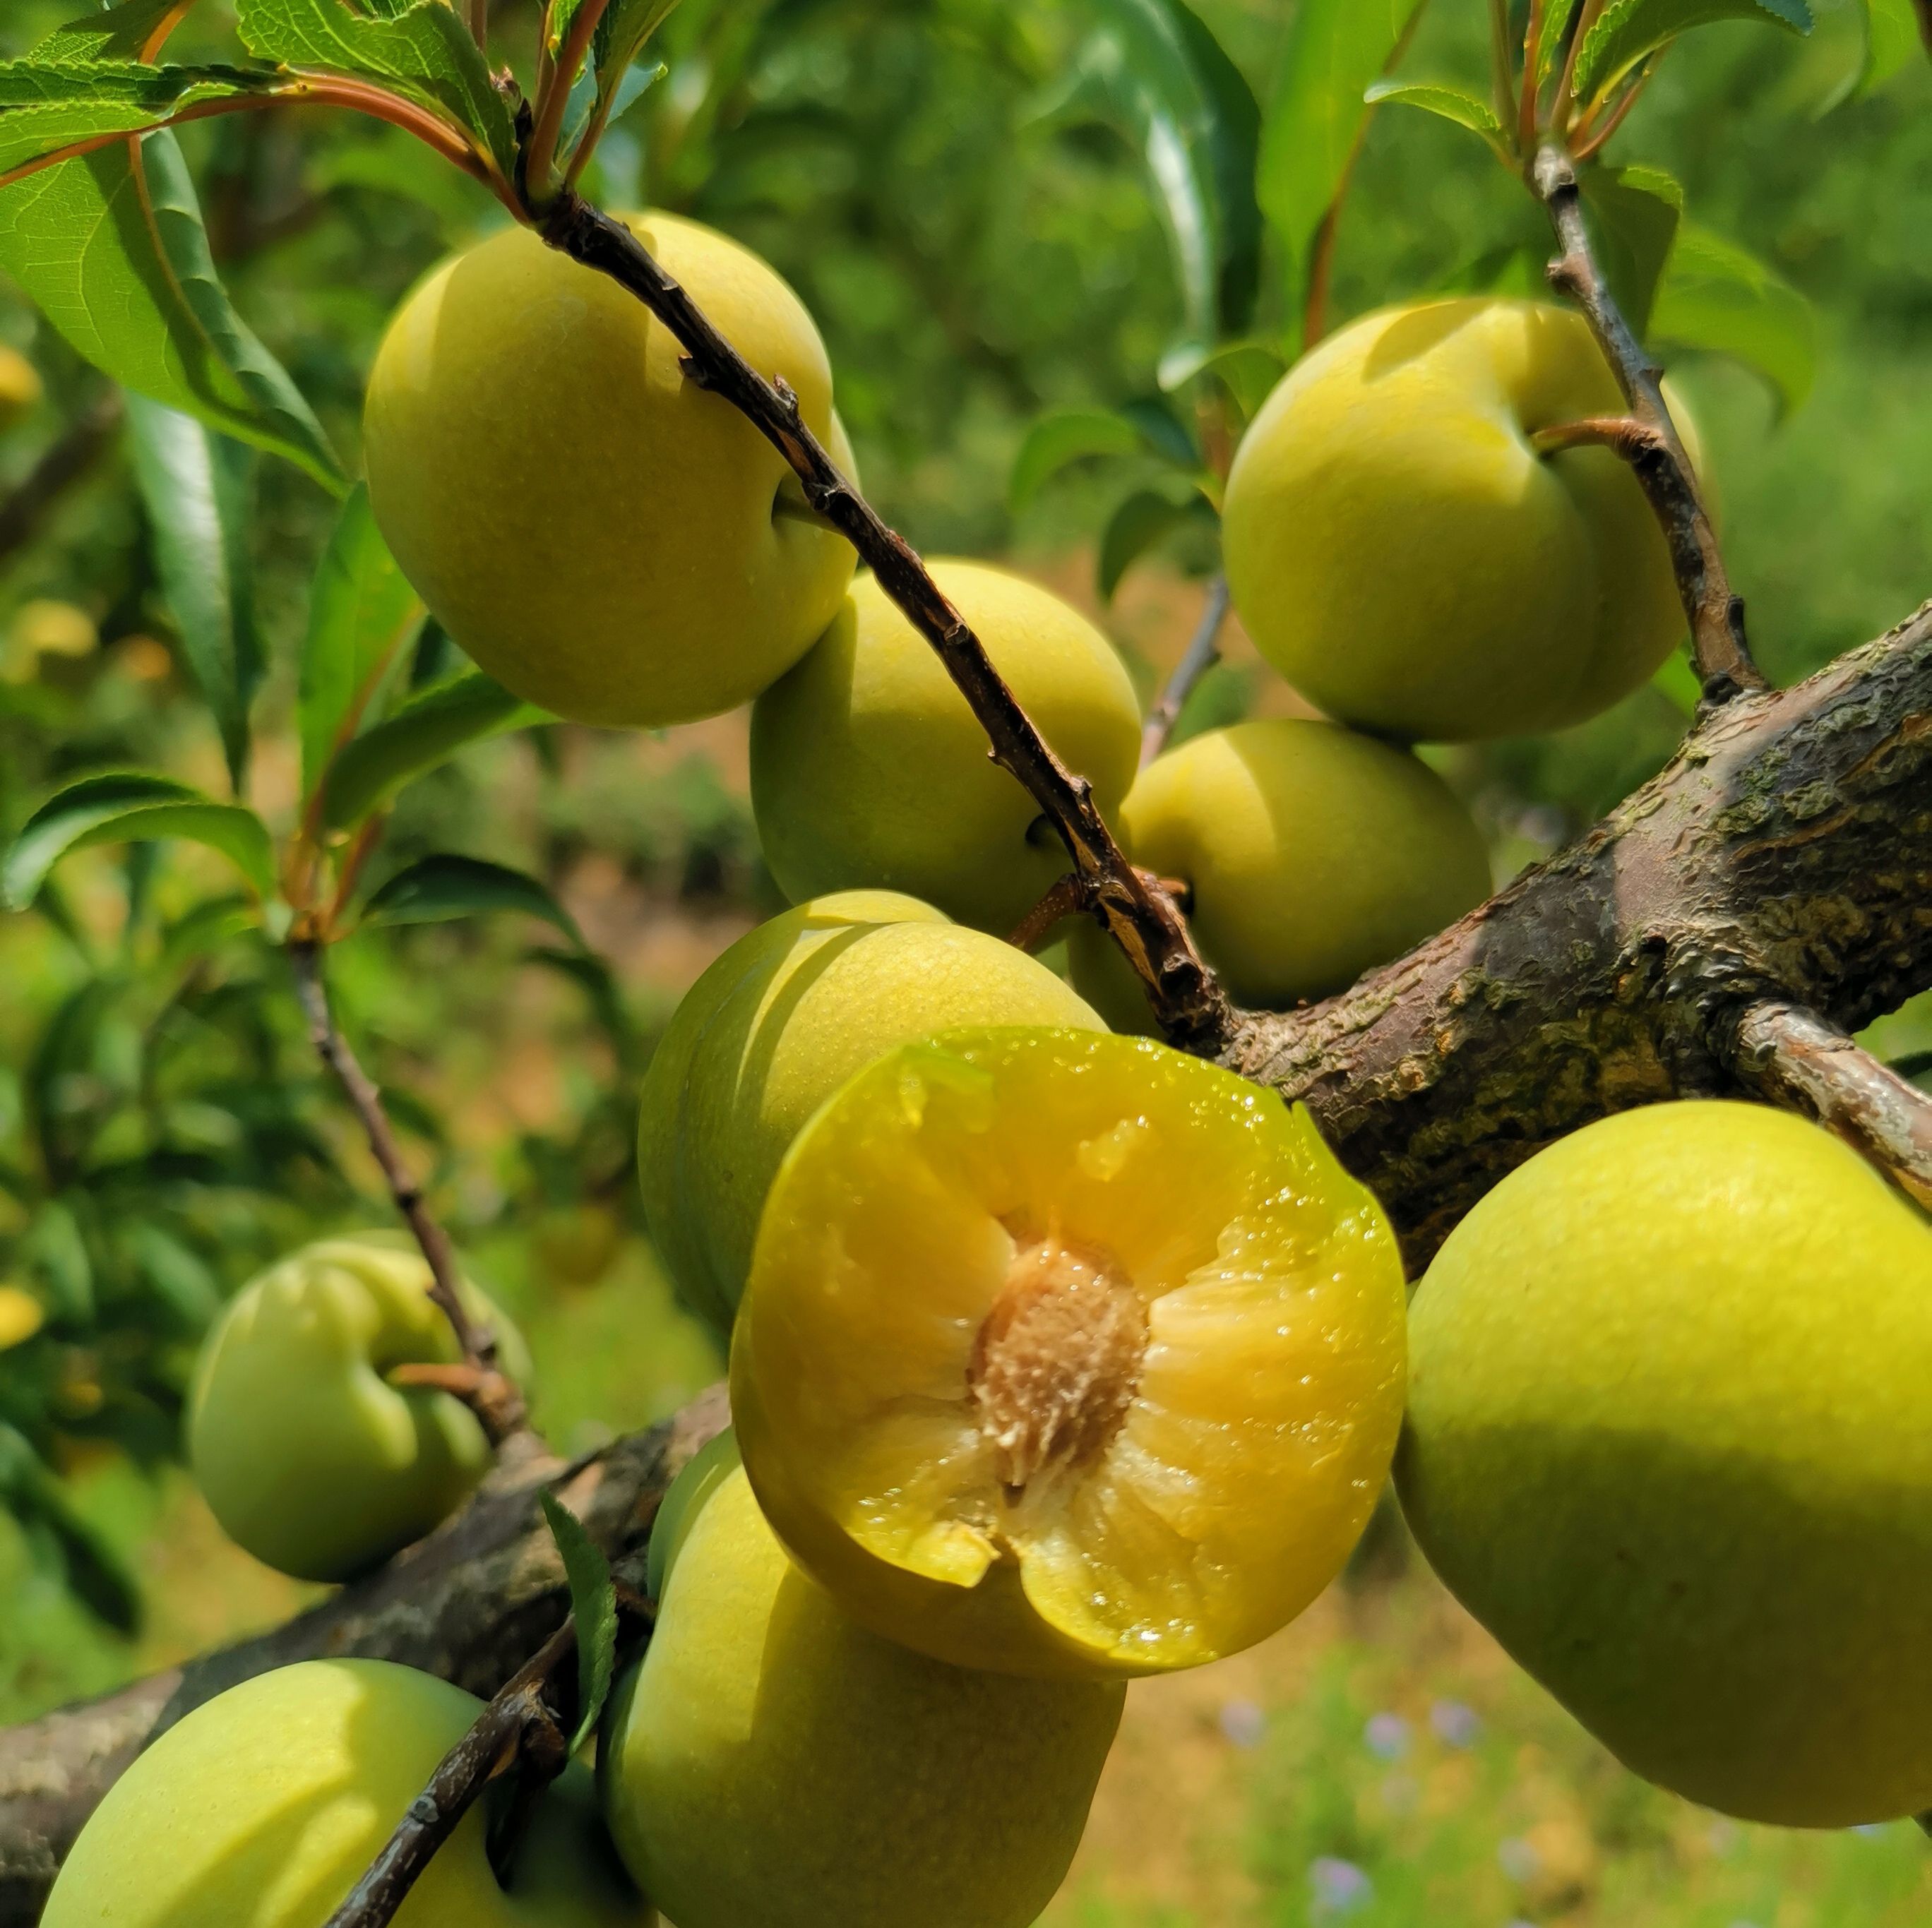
751 561 1143 932
1222 299 1692 742
0 347 41 429
1399 1101 1932 1826
638 890 1104 1331
600 1444 1122 1928
188 1234 532 1583
1072 719 1489 1021
364 213 857 728
42 1658 648 1928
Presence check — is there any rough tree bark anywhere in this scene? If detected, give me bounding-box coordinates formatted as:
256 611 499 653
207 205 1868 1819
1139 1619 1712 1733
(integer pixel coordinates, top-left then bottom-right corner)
2 603 1927 1921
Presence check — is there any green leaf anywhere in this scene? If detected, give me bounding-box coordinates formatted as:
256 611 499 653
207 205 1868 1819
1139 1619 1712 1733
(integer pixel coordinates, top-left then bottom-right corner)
0 121 343 489
1573 0 1813 103
126 398 262 789
299 485 423 806
1363 78 1507 151
1854 0 1922 93
0 62 272 178
38 1 203 62
1051 0 1261 364
360 855 583 947
1579 162 1683 337
1097 487 1213 601
592 0 683 80
1159 337 1287 417
1651 221 1817 416
1258 0 1431 342
1009 409 1140 511
233 0 518 180
320 673 543 831
3 772 276 909
539 1492 619 1754
0 1423 141 1633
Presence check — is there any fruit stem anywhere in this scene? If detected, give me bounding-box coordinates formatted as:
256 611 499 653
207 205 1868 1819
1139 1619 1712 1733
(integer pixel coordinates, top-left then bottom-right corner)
1141 575 1230 768
1727 1001 1932 1209
539 191 1240 1057
287 937 532 1449
1531 145 1765 703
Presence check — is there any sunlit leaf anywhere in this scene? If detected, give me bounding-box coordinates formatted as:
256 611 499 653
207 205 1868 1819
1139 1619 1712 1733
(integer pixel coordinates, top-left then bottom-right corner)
1573 0 1813 104
1364 78 1508 153
361 854 583 947
126 398 262 789
1652 221 1817 416
299 485 423 807
3 772 276 909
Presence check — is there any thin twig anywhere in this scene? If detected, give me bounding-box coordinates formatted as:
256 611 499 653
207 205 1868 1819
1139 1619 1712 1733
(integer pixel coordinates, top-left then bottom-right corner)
524 0 614 204
1728 1002 1932 1209
0 393 123 573
1009 874 1087 954
1554 0 1606 131
1518 0 1549 152
1141 575 1230 768
321 1619 578 1928
1532 145 1763 702
287 938 530 1445
1572 65 1652 162
540 194 1234 1053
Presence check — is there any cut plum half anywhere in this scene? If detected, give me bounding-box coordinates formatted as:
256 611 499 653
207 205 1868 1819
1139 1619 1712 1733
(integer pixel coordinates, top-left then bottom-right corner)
731 1028 1407 1679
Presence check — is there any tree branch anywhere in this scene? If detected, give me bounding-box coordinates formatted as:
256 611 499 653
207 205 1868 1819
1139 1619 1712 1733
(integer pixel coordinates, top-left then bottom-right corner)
539 193 1235 1055
0 393 124 573
1532 145 1762 704
286 938 530 1448
1727 1002 1932 1209
1140 575 1229 768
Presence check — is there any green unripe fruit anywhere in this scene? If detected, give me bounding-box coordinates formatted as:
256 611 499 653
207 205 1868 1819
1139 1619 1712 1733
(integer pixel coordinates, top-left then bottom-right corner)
1222 299 1688 742
42 1659 647 1928
600 1460 1122 1928
1072 719 1489 1019
364 213 857 728
1399 1101 1932 1826
751 561 1143 933
188 1233 532 1583
638 892 1104 1331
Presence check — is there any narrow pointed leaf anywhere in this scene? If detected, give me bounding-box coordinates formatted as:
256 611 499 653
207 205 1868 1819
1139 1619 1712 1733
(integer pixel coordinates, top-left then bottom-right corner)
1573 0 1813 104
1651 221 1817 416
38 1 205 62
4 772 275 909
1010 409 1147 510
233 0 518 179
1364 78 1505 146
320 673 544 830
1854 0 1922 92
299 485 423 805
126 397 262 789
1259 0 1431 342
1098 487 1214 601
539 1492 619 1754
1579 162 1683 337
361 855 583 947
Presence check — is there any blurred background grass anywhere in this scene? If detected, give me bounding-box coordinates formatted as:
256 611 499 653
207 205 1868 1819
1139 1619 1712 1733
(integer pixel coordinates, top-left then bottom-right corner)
2 0 1930 1921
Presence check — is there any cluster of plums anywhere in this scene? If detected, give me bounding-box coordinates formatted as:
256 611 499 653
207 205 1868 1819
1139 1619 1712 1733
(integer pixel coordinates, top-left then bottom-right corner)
43 215 1932 1928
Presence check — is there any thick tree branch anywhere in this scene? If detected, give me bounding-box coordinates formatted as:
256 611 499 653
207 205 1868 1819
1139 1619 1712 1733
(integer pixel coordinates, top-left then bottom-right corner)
1532 145 1762 704
0 1389 727 1927
0 393 124 573
538 194 1235 1056
1140 575 1229 768
287 938 530 1448
1727 1002 1932 1208
1227 604 1932 1270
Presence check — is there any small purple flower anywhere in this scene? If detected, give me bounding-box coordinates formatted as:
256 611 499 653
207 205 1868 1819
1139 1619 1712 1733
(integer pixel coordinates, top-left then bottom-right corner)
1218 1699 1267 1749
1364 1712 1412 1761
1308 1857 1373 1916
1429 1699 1481 1749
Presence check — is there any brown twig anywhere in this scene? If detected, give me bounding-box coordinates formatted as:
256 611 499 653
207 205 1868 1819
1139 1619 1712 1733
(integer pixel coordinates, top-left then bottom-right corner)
539 193 1234 1053
0 393 124 573
1141 575 1230 768
1009 874 1088 954
1532 145 1763 703
287 938 529 1446
321 1619 578 1928
1727 1002 1932 1210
